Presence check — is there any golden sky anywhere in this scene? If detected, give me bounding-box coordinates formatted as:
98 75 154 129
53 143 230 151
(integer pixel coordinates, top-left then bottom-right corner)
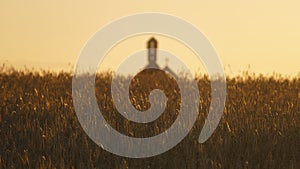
0 1 299 76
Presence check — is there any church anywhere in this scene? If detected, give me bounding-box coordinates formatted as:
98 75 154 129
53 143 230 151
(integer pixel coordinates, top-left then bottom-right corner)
144 37 176 78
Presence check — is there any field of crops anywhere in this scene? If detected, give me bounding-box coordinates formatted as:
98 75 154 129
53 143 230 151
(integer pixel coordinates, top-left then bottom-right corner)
0 68 299 169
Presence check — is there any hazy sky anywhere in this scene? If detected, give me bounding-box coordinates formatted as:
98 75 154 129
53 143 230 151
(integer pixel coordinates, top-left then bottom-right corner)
0 1 299 76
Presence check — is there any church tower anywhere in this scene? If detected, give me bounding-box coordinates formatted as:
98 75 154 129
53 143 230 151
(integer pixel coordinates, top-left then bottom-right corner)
146 37 159 69
144 37 177 78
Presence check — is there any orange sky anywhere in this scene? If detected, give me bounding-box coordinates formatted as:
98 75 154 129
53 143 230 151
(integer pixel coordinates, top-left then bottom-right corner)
0 1 299 76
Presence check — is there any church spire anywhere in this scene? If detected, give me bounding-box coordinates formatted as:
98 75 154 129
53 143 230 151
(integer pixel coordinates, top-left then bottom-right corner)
146 37 159 69
165 57 169 66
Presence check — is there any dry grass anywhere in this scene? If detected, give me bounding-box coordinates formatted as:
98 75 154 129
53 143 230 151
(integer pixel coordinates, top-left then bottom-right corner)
0 68 299 169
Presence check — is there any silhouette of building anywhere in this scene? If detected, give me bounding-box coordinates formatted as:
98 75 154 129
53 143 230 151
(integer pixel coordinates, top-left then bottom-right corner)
145 37 160 69
144 37 176 78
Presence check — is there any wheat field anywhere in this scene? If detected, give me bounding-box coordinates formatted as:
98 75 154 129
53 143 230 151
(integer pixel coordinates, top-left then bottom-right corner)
0 68 299 169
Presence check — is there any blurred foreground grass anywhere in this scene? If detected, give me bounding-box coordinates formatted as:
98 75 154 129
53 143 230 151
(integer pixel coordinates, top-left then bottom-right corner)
0 68 299 169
